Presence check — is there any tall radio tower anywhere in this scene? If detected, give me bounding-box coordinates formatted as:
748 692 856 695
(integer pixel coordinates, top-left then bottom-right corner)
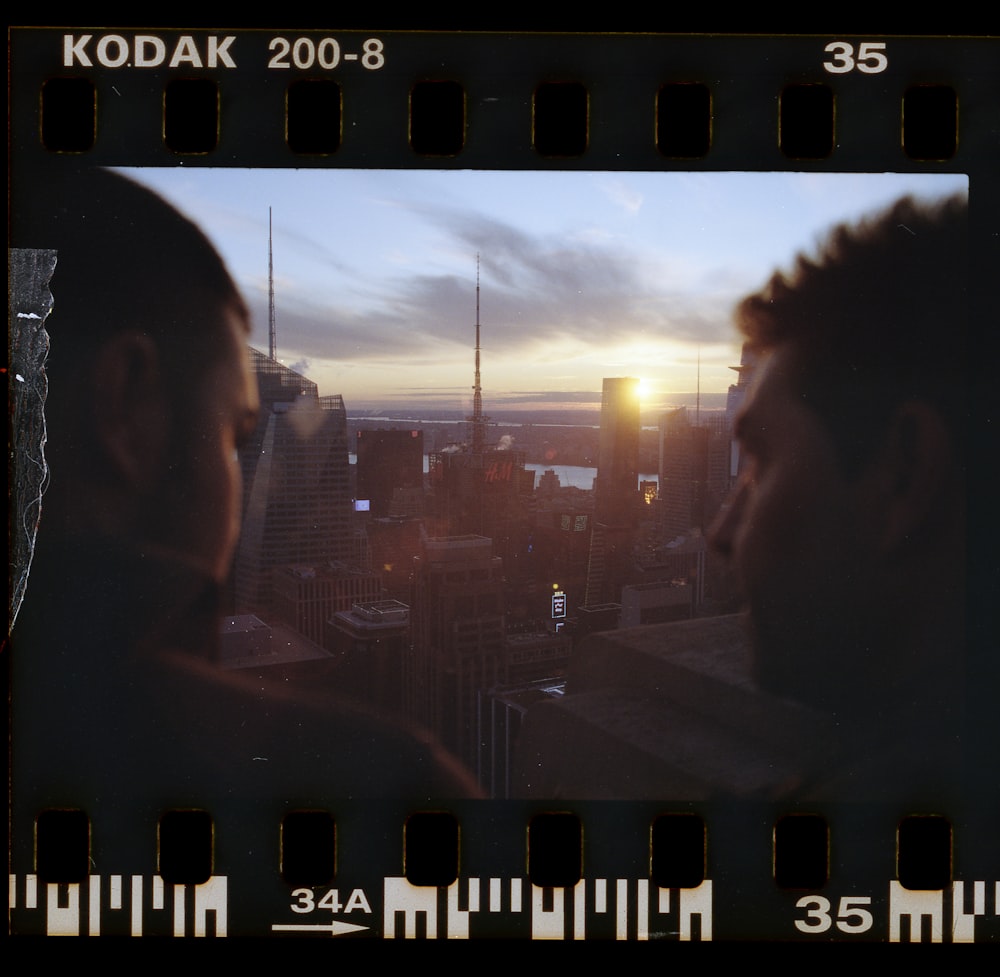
268 207 277 361
467 254 489 452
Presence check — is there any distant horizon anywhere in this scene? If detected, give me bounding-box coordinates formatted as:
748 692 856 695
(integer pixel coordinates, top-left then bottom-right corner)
340 396 729 420
125 168 967 410
261 341 731 418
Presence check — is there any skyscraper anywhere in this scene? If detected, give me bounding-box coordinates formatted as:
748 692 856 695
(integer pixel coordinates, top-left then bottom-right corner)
408 535 506 780
356 428 424 518
659 408 732 541
594 377 641 527
725 342 759 488
584 378 641 611
234 350 353 616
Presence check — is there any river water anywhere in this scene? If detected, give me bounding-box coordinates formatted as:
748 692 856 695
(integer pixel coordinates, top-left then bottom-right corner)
349 454 656 492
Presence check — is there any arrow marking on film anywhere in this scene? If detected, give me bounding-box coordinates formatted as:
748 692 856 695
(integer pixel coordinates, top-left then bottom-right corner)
271 920 370 936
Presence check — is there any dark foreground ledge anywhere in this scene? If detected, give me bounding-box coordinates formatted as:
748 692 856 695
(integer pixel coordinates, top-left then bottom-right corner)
512 615 834 800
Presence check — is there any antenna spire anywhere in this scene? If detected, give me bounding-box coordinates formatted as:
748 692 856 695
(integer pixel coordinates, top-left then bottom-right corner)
268 207 277 361
695 344 701 426
468 254 488 453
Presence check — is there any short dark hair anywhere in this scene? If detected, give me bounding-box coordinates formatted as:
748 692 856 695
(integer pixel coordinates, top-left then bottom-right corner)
736 194 967 473
13 165 248 380
12 164 251 476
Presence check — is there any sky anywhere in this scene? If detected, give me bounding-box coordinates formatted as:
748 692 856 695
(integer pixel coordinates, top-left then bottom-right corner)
120 168 967 414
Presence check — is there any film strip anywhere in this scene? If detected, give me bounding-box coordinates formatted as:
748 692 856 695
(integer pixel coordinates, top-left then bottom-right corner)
8 29 999 943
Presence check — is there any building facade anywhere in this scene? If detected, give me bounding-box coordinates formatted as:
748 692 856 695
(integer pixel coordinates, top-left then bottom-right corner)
356 428 424 518
235 350 353 616
328 599 411 714
584 378 641 611
272 562 382 646
594 377 641 527
407 535 506 780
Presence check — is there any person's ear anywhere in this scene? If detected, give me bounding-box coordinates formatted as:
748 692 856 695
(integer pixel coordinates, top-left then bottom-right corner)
90 332 170 490
875 401 956 555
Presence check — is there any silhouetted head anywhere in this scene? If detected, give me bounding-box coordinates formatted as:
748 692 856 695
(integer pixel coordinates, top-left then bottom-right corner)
735 194 967 474
13 166 259 582
710 195 967 713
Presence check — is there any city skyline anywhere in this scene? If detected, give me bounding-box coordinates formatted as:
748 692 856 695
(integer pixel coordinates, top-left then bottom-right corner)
120 167 966 412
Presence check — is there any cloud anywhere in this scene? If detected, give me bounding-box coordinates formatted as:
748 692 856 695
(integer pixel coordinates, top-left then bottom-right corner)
246 204 739 367
488 390 603 406
599 177 644 215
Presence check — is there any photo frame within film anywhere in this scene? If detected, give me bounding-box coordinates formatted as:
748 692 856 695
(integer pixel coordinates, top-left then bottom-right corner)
8 29 999 942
